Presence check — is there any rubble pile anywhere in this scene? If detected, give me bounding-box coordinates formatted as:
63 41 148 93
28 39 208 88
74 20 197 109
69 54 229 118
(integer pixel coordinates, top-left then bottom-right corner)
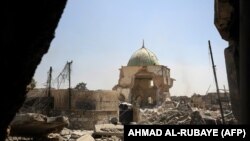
7 94 237 140
47 128 94 141
139 100 237 125
13 127 123 141
93 124 123 141
46 124 123 141
140 101 192 125
95 135 121 141
190 111 206 124
141 109 191 125
8 113 123 141
223 111 237 124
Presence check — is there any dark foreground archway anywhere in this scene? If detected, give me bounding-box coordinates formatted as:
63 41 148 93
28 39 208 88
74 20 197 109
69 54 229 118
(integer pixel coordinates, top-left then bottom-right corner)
1 1 67 140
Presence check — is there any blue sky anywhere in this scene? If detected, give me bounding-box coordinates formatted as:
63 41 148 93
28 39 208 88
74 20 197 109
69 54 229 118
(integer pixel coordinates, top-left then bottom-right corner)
34 0 229 96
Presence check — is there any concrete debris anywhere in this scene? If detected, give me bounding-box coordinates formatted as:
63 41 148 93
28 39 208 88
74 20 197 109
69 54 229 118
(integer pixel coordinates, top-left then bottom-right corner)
11 113 47 124
140 109 191 125
94 124 123 137
45 126 123 141
47 133 65 140
139 99 236 125
190 111 206 124
8 123 122 141
140 101 191 125
7 94 237 140
11 113 69 126
60 128 72 136
76 134 95 141
10 113 69 137
176 100 193 114
95 136 122 141
46 128 94 141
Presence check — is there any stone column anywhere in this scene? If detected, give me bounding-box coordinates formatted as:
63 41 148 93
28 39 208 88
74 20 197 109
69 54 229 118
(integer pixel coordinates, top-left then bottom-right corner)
239 0 250 124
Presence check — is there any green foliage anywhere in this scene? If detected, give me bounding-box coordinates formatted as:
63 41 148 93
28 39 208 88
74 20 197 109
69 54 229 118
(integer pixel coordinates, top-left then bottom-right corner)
75 82 88 90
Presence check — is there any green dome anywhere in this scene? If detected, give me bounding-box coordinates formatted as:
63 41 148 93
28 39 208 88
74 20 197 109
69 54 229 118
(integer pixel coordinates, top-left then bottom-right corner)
127 43 159 66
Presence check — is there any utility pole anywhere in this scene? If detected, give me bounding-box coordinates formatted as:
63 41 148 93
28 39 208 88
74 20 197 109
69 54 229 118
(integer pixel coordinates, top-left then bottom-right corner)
208 40 225 124
48 66 52 97
223 85 231 110
68 61 73 110
46 66 53 115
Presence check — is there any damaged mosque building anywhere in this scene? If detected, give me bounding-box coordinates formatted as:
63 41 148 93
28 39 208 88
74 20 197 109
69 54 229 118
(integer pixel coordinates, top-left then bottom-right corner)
114 41 175 108
17 41 175 129
7 41 177 140
3 0 248 140
8 42 236 140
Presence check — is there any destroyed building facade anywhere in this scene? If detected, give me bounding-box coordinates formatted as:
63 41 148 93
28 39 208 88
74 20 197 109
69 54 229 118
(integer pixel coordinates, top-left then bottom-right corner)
190 92 231 110
23 89 119 130
114 41 174 108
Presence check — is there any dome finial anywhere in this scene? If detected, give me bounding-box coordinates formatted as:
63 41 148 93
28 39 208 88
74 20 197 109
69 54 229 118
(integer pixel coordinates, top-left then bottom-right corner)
142 39 145 48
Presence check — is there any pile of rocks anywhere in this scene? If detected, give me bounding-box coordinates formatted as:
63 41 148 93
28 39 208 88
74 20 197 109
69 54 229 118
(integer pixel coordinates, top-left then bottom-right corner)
140 101 192 125
47 124 124 141
47 128 94 141
139 100 237 125
140 108 191 125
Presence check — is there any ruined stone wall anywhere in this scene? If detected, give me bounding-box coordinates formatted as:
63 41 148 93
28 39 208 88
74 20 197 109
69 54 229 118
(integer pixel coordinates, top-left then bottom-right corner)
51 110 117 130
26 89 48 97
190 95 205 109
53 90 118 130
190 92 231 110
116 65 173 106
131 86 157 107
71 90 118 111
27 89 119 111
26 89 119 129
116 87 131 102
118 66 140 87
51 90 69 109
118 65 171 88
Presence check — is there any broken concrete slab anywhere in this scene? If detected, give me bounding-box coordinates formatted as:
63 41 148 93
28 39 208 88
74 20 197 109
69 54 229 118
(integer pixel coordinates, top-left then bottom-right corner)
10 113 69 137
76 134 95 141
94 124 123 137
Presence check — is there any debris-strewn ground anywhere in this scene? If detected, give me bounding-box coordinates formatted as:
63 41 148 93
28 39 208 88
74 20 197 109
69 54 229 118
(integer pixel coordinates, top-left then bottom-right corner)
139 100 237 125
7 127 123 141
139 101 192 125
7 97 236 140
48 125 123 141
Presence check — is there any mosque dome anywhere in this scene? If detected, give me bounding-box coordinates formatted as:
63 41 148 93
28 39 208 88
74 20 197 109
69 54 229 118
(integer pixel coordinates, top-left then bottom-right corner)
127 41 160 66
